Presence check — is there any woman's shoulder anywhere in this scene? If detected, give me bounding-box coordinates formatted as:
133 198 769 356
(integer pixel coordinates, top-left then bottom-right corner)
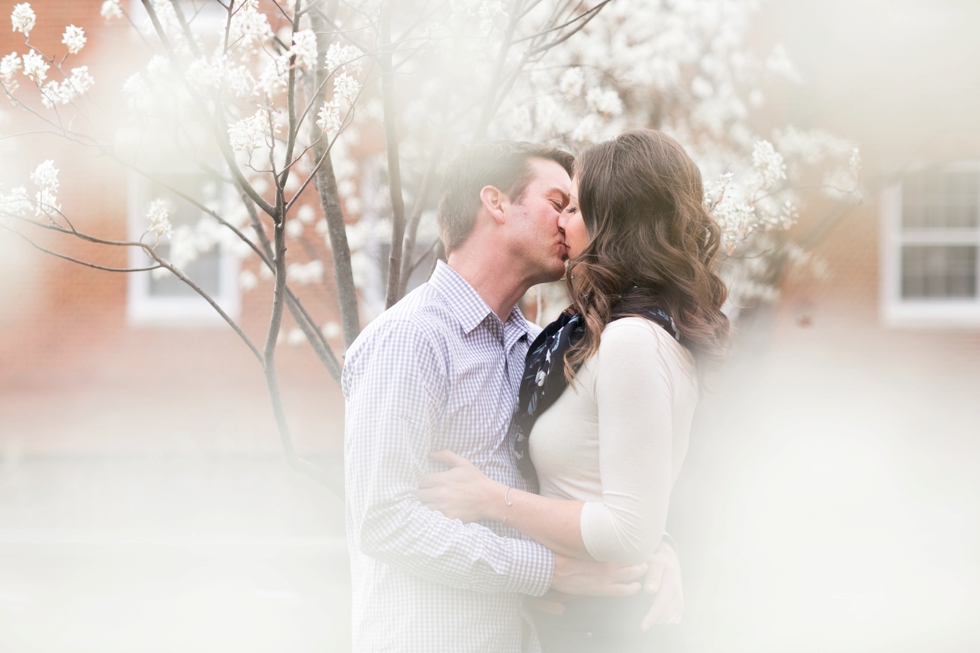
600 316 695 371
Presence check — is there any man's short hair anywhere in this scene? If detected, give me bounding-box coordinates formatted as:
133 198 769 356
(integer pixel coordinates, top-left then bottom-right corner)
437 141 575 253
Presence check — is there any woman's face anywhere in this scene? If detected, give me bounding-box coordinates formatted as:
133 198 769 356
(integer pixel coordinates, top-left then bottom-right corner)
559 177 588 259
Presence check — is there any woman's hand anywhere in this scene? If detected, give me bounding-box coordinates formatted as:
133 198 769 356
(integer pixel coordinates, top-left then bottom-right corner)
417 450 503 523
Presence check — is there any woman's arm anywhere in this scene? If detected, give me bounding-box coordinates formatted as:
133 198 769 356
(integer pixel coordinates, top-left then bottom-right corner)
580 321 677 563
418 321 683 563
418 450 592 559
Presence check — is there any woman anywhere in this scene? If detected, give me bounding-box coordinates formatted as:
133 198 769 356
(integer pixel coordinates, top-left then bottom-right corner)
418 129 730 652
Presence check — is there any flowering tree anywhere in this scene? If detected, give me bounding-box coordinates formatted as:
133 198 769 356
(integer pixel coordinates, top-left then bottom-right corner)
0 0 858 495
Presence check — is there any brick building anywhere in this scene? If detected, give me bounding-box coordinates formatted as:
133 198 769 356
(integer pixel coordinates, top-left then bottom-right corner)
2 0 979 461
0 2 346 457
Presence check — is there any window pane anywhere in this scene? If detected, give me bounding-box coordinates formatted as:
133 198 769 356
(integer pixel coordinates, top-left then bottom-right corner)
146 175 221 298
902 170 979 229
901 245 977 298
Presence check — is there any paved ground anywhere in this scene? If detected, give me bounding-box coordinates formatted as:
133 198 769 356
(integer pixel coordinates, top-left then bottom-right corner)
1 321 978 653
0 456 350 653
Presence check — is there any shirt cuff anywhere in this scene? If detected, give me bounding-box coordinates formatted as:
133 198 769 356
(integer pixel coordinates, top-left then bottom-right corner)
500 538 554 597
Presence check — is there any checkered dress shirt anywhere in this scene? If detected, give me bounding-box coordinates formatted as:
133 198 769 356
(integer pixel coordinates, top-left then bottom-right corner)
342 261 555 653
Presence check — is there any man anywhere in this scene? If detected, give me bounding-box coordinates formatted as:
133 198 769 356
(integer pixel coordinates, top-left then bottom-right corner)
343 141 682 652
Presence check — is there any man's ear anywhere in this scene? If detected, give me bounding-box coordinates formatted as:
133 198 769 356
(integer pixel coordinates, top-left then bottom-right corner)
479 185 508 226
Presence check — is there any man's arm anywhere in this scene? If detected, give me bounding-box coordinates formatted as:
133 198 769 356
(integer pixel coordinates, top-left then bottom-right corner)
344 319 553 596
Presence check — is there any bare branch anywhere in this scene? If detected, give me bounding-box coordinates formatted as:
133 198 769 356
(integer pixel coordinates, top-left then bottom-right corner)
381 3 408 309
398 136 444 298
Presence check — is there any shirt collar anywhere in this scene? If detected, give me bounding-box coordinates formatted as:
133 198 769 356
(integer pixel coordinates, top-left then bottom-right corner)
430 260 531 342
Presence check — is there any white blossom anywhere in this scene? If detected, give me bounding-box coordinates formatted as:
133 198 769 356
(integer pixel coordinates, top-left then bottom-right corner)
257 53 289 96
239 269 258 291
321 322 341 339
586 87 623 116
62 25 86 55
39 67 94 109
297 205 315 224
286 259 324 285
0 52 21 91
146 198 173 239
122 72 151 111
285 219 304 239
229 0 273 55
21 50 48 83
705 173 756 251
69 66 94 95
40 80 71 108
559 67 585 98
0 185 30 217
325 43 363 75
316 99 342 133
286 328 305 346
10 3 35 38
752 140 786 188
766 43 802 83
100 1 123 20
29 159 59 217
333 73 360 103
228 109 279 155
290 29 318 70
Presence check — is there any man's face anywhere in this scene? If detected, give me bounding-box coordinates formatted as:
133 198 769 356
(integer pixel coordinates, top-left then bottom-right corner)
506 157 572 283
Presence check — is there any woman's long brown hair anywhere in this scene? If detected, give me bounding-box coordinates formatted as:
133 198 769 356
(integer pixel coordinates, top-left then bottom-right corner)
565 129 730 379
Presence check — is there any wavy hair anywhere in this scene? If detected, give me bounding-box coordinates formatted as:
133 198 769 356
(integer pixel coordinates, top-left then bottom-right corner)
565 129 730 379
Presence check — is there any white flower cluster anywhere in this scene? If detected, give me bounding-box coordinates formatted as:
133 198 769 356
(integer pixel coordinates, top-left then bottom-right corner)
705 173 756 251
765 43 802 84
0 185 31 218
146 198 173 239
62 25 86 55
290 30 318 71
752 140 787 188
186 54 254 98
228 0 273 56
228 108 280 155
333 73 360 104
324 43 363 75
22 50 47 83
100 1 123 20
239 269 258 292
286 259 324 285
40 66 94 109
0 52 22 92
10 3 35 38
29 159 59 217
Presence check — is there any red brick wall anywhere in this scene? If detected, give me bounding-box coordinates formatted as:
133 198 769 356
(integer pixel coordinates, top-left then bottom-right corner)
0 2 345 455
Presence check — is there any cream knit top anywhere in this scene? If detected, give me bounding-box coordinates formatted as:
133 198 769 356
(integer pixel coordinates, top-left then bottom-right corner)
527 317 698 564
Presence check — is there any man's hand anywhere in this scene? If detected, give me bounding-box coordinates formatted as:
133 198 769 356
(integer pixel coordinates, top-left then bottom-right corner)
551 554 647 596
640 539 684 629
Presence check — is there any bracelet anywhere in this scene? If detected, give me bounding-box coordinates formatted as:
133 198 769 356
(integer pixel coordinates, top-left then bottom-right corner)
504 486 514 507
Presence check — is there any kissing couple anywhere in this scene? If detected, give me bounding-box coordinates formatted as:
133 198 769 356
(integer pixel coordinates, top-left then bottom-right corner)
343 129 730 653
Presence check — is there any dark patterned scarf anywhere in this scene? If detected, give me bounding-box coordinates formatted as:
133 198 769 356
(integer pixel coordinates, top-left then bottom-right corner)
513 305 680 486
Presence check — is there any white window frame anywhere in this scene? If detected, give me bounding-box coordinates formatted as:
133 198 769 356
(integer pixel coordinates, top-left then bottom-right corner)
127 1 227 31
880 161 980 328
126 170 240 328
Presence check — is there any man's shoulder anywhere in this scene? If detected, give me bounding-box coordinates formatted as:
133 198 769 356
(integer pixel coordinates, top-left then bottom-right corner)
350 283 455 351
342 283 457 392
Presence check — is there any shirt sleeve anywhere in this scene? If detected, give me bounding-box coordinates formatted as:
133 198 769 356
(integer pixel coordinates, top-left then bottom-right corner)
343 318 553 596
579 321 675 564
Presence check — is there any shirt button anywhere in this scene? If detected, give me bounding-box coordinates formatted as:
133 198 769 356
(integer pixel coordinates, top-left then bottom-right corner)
586 632 593 638
461 583 470 590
